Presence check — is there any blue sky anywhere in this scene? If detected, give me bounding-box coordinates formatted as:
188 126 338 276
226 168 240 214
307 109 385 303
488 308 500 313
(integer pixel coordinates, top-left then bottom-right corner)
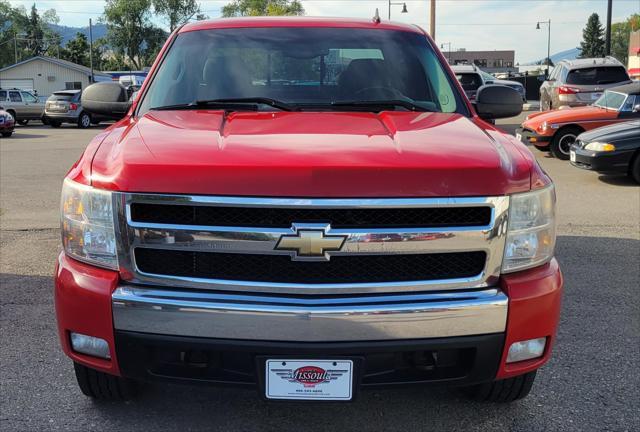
9 0 640 63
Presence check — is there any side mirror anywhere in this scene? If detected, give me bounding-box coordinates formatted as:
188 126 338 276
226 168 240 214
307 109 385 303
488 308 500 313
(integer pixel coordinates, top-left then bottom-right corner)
474 85 523 120
81 82 132 120
633 104 640 113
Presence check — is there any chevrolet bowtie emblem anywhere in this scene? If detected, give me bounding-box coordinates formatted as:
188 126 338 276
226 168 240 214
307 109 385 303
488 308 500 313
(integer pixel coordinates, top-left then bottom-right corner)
275 225 346 261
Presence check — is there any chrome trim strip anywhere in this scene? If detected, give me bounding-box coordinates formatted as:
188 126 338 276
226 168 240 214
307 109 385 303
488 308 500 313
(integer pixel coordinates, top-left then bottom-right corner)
114 193 509 294
112 286 508 341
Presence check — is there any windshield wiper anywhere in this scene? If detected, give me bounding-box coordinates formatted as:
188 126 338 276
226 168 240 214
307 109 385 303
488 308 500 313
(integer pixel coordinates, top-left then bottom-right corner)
330 99 434 112
204 97 295 111
150 101 259 111
150 97 295 112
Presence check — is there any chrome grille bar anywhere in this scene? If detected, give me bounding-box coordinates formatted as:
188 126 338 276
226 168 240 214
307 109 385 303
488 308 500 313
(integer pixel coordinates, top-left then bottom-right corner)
114 193 509 294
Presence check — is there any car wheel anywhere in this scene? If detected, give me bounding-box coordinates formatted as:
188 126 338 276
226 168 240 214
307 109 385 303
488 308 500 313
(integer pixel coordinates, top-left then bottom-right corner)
463 370 537 403
17 119 29 126
49 121 61 128
6 110 16 122
1 132 12 137
550 127 581 160
78 112 91 129
73 362 137 400
630 152 640 184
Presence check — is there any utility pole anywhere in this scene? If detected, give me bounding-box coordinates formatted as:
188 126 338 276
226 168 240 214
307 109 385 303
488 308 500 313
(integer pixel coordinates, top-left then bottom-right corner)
14 32 18 64
89 19 95 83
430 0 436 40
605 0 612 55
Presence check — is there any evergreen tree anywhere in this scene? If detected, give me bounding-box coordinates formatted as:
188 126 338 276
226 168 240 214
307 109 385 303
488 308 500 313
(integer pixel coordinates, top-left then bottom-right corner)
580 13 605 58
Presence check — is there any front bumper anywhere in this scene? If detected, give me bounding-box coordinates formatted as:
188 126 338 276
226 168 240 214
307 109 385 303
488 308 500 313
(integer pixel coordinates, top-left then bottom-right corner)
515 127 552 146
55 253 563 385
570 145 634 174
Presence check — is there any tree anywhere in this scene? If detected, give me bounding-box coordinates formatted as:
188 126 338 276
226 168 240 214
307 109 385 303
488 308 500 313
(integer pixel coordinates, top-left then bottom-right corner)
153 0 201 32
580 13 605 58
221 0 304 18
64 32 90 66
610 14 640 65
102 0 167 69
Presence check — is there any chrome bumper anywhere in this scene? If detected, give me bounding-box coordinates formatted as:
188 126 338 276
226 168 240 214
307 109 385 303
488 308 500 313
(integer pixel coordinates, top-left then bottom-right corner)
112 286 508 342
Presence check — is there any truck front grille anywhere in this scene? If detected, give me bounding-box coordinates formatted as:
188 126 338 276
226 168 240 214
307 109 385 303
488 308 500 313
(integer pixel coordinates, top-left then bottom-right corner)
130 203 492 228
115 194 509 294
134 248 487 284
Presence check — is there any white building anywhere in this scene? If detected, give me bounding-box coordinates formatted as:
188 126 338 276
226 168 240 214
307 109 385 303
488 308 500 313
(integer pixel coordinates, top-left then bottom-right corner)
0 56 111 97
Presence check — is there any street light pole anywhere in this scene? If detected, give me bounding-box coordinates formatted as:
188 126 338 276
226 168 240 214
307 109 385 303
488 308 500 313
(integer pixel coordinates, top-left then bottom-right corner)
89 18 94 83
388 1 408 20
537 20 551 78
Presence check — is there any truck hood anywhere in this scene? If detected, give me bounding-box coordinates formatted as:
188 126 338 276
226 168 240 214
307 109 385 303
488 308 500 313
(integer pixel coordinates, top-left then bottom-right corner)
89 110 532 197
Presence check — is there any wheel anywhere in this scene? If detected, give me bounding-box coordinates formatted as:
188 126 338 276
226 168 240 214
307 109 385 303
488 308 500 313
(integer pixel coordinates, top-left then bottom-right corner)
1 132 12 137
41 116 49 125
17 119 29 126
550 126 581 160
464 370 537 403
534 144 550 152
73 362 136 400
78 112 91 129
49 121 61 128
6 110 16 122
629 151 640 184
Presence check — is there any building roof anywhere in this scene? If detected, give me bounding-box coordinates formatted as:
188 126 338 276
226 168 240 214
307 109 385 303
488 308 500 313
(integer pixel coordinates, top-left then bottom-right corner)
181 16 423 35
0 56 110 77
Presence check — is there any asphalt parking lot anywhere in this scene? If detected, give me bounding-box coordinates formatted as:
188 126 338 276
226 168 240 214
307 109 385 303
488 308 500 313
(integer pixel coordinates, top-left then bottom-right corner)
1 116 639 431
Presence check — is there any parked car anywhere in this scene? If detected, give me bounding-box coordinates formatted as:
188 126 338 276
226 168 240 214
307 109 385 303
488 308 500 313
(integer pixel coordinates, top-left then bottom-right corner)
0 88 45 125
452 64 526 102
43 90 107 128
539 57 631 111
0 107 16 137
570 120 640 183
58 17 561 404
517 82 640 159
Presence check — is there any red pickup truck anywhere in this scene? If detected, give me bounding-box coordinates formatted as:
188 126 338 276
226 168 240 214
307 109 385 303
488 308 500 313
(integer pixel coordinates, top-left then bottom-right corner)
56 17 562 403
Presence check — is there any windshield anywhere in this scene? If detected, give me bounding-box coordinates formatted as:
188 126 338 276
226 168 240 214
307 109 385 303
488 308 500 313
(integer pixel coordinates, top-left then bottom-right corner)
594 91 627 110
138 27 462 114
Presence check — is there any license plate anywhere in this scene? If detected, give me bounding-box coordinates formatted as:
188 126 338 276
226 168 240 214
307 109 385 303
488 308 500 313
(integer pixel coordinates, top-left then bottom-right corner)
591 93 602 100
570 150 576 162
516 133 522 141
265 359 353 401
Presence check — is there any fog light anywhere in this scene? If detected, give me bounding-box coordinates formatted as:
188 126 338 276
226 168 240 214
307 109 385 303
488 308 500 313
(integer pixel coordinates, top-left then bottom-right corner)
506 337 546 363
70 332 111 359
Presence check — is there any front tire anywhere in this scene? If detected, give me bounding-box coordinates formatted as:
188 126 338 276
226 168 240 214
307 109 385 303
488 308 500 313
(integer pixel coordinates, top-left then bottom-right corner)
78 112 91 129
550 127 581 160
73 362 136 401
464 370 537 403
629 152 640 184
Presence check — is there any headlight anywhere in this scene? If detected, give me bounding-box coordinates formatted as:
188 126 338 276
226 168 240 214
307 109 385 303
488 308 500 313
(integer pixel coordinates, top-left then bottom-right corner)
61 178 118 270
502 185 556 273
539 121 548 132
584 141 615 152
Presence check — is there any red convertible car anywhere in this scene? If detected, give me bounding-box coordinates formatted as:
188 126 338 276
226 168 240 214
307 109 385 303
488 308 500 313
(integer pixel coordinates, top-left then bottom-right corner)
517 82 640 159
